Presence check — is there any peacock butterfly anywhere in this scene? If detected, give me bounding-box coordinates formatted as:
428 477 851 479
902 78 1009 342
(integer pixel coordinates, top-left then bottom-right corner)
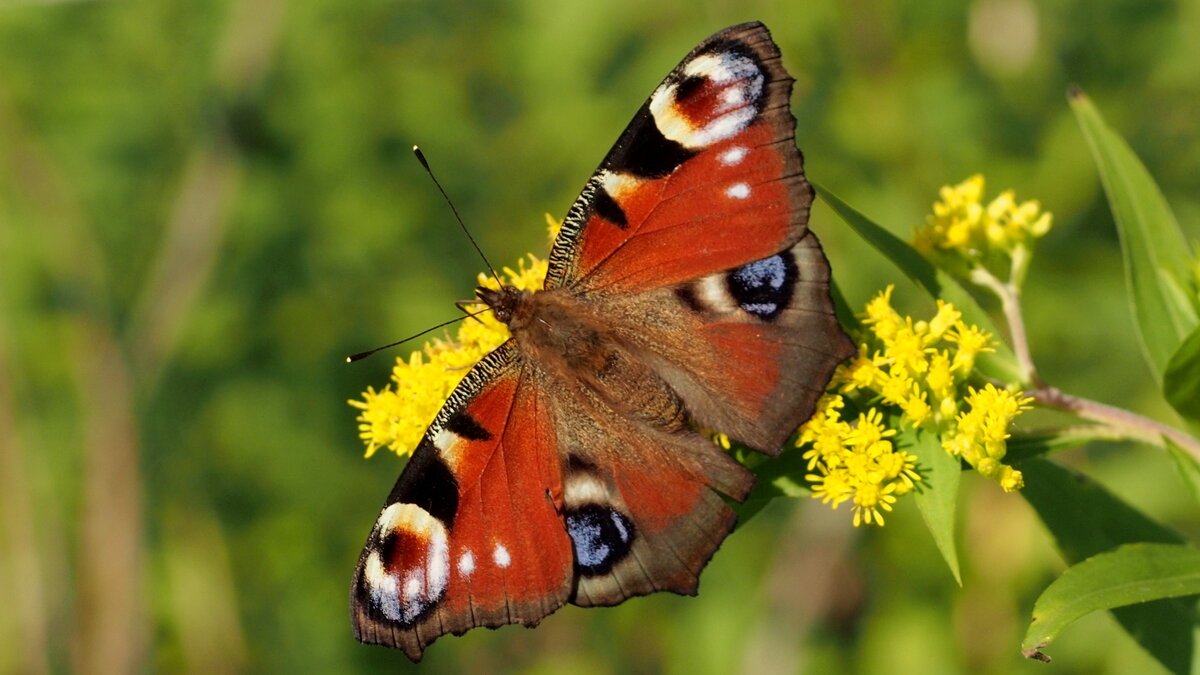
351 21 855 660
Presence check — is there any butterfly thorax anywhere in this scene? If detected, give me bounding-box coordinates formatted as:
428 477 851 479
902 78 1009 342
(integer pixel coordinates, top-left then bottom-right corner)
477 284 687 432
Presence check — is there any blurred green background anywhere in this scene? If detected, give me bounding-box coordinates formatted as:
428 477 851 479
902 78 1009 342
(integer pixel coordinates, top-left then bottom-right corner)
1 0 1197 673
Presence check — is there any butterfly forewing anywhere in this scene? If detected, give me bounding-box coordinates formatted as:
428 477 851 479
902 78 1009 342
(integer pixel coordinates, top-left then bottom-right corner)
545 21 853 452
351 342 574 660
545 22 809 293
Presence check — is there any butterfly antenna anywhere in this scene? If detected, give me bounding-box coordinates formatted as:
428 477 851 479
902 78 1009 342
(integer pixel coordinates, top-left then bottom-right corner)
346 307 490 363
412 145 503 288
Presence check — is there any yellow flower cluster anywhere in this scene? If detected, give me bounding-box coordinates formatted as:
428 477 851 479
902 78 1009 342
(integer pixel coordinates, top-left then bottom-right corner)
349 217 559 458
801 400 918 527
800 285 1031 526
942 384 1031 492
913 175 1052 277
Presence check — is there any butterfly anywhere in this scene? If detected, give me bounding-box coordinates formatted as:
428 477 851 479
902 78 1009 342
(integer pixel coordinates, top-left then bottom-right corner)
351 21 855 660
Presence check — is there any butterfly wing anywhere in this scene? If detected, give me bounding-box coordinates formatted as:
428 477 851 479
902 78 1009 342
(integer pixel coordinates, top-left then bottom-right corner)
548 372 754 606
546 21 810 293
351 342 574 661
546 21 854 453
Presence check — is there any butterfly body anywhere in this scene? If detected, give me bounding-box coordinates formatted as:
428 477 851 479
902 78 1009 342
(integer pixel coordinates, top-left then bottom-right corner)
479 284 690 432
353 22 855 660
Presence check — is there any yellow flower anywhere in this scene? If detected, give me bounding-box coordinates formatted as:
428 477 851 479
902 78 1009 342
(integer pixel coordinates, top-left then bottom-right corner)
852 481 897 527
946 323 993 372
799 285 1034 524
350 216 562 458
942 384 1032 491
913 175 1053 281
862 285 902 342
898 384 932 427
836 348 887 393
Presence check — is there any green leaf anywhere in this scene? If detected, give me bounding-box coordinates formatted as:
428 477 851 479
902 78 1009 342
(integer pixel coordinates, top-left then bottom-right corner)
736 446 812 525
1019 457 1196 673
816 184 1022 384
1005 428 1118 463
1166 438 1200 506
1165 325 1200 423
1022 543 1200 663
1070 89 1199 383
905 427 961 584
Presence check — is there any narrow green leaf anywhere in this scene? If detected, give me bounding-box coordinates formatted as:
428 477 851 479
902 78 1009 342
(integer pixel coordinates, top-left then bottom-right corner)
1005 429 1110 463
1070 89 1199 382
1019 457 1195 673
736 446 812 525
816 184 1022 384
1166 438 1200 506
1165 325 1200 423
905 428 961 584
1022 543 1200 662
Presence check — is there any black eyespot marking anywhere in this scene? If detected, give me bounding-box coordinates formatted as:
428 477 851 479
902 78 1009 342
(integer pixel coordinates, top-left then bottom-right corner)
446 410 491 441
604 106 696 179
591 187 628 228
566 454 596 473
726 252 797 320
387 446 460 527
675 285 704 313
674 74 706 102
566 504 635 577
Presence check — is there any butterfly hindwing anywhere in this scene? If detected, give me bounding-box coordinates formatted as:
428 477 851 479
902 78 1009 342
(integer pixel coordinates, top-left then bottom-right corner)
601 232 854 453
351 342 574 661
549 381 753 606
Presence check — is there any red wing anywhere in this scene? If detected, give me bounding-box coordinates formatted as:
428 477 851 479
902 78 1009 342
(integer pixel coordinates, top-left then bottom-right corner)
545 22 811 294
543 22 854 453
350 342 573 661
546 375 754 607
603 231 856 454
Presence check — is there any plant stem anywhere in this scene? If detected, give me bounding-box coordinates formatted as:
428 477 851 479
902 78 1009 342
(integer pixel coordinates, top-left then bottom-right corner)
971 263 1200 462
969 266 1041 386
1028 385 1200 461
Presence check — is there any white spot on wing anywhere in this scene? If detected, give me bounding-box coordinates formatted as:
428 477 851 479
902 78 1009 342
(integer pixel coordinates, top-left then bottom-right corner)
364 551 403 621
432 428 462 467
458 551 475 577
719 146 747 166
694 274 739 313
610 511 629 541
649 50 764 150
363 502 451 624
425 525 450 599
402 572 422 603
492 543 511 568
563 473 608 507
600 170 643 200
726 183 751 199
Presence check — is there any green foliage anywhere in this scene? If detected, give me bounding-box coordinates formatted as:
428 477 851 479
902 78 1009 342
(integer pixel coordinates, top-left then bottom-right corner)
1022 543 1200 665
2 2 1198 674
1069 90 1199 384
907 428 962 585
1167 439 1200 506
1018 457 1196 673
1165 327 1200 423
